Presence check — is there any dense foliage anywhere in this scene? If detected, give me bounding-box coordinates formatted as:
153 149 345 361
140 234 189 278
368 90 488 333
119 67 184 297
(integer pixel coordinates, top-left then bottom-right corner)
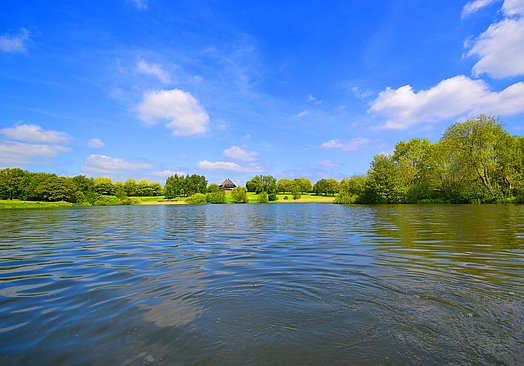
2 115 523 206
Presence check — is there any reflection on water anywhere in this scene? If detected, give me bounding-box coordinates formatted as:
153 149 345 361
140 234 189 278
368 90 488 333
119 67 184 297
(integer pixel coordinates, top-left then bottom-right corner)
0 204 523 365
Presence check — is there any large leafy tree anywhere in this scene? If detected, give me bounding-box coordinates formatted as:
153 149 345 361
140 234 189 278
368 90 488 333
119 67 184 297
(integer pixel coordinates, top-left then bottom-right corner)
0 168 28 200
294 177 312 193
246 175 276 194
35 176 77 202
363 154 403 203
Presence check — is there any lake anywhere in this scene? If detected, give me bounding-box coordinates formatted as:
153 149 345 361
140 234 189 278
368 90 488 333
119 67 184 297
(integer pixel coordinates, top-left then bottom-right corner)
1 203 523 365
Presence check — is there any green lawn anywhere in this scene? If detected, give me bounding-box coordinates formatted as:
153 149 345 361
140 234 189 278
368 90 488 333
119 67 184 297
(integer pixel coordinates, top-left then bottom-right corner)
0 199 73 209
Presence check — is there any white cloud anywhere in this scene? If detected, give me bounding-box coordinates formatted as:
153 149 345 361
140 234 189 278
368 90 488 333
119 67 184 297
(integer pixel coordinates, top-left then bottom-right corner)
148 169 186 178
461 0 500 18
137 60 172 84
87 138 104 148
222 146 258 162
82 154 154 174
316 160 342 167
368 75 524 129
296 110 310 118
502 0 524 15
128 0 147 9
0 124 72 144
321 137 371 151
307 94 322 104
465 0 524 78
0 28 29 53
0 141 69 166
197 160 263 173
136 89 210 136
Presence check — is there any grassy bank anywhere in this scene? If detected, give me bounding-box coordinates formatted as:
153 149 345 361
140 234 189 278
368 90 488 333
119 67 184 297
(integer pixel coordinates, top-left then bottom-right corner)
0 199 73 209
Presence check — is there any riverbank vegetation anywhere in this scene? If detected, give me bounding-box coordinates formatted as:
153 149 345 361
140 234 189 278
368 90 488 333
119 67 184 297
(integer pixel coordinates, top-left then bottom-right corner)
1 115 523 207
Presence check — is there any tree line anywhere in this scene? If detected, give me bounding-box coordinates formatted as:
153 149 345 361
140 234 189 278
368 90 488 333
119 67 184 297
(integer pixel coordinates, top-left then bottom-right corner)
1 115 523 205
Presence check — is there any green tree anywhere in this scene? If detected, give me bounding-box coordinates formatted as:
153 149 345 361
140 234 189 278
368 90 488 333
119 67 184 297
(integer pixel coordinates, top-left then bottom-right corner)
114 181 127 200
246 175 276 194
231 187 249 203
137 179 153 196
294 177 313 193
164 174 186 198
185 193 207 204
277 178 294 193
362 154 403 203
93 177 115 196
206 188 226 204
313 179 328 195
35 176 77 202
124 178 138 196
185 174 207 196
442 114 506 198
0 168 28 200
258 191 269 203
150 182 163 196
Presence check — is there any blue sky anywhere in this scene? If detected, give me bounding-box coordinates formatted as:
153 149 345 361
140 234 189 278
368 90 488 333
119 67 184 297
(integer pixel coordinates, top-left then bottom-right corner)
1 0 524 185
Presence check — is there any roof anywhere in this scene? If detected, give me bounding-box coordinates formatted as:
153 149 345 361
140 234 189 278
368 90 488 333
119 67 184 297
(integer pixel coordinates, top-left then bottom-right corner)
219 178 236 188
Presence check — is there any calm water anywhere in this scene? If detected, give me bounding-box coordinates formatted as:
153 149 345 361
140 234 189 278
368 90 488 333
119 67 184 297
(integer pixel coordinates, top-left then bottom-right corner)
0 204 523 365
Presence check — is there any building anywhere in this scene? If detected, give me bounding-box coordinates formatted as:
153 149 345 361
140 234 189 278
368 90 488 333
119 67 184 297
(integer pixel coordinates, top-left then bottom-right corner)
219 178 236 190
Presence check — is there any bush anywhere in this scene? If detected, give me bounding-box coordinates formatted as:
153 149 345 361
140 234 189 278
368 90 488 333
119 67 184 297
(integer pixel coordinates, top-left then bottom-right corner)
231 187 249 203
206 190 226 204
94 195 121 206
268 192 278 201
185 193 207 204
333 194 357 204
258 191 269 203
121 197 142 205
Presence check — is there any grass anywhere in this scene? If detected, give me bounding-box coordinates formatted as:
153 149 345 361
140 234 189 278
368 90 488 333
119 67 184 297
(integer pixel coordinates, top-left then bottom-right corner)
0 199 73 209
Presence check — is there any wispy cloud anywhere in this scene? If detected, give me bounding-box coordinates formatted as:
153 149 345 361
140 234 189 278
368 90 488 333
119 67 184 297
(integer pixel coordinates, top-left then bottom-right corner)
465 1 524 78
82 154 154 175
128 0 147 10
148 169 186 178
0 28 29 53
222 145 258 162
316 159 342 167
0 123 72 144
136 89 210 136
321 137 371 151
368 76 524 129
136 60 172 84
295 110 310 118
87 138 105 148
306 94 322 104
197 160 263 173
461 0 500 18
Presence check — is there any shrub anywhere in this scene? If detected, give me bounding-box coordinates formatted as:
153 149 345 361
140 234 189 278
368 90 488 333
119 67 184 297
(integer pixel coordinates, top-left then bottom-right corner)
206 190 226 204
231 187 249 203
94 195 121 206
333 194 357 204
268 192 278 201
121 197 142 205
185 193 207 204
258 191 269 203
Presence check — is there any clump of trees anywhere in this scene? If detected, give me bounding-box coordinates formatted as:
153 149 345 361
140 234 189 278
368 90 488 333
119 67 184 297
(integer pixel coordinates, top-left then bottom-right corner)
0 170 162 206
2 115 523 206
335 115 524 204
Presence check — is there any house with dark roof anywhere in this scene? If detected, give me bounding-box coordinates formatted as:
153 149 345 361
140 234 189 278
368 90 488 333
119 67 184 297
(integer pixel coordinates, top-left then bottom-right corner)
219 178 236 190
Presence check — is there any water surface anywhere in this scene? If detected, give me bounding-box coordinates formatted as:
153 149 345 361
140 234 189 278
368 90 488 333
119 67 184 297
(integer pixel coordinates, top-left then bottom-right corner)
1 204 523 365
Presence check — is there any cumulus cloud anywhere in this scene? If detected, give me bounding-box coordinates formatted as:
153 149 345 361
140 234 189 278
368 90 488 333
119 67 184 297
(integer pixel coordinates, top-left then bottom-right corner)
368 75 524 129
0 28 29 53
0 123 72 144
222 146 258 162
82 154 154 174
0 141 69 166
87 138 104 148
321 137 371 151
137 60 172 84
136 89 210 136
461 0 500 18
197 160 263 173
465 0 524 78
296 110 310 118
